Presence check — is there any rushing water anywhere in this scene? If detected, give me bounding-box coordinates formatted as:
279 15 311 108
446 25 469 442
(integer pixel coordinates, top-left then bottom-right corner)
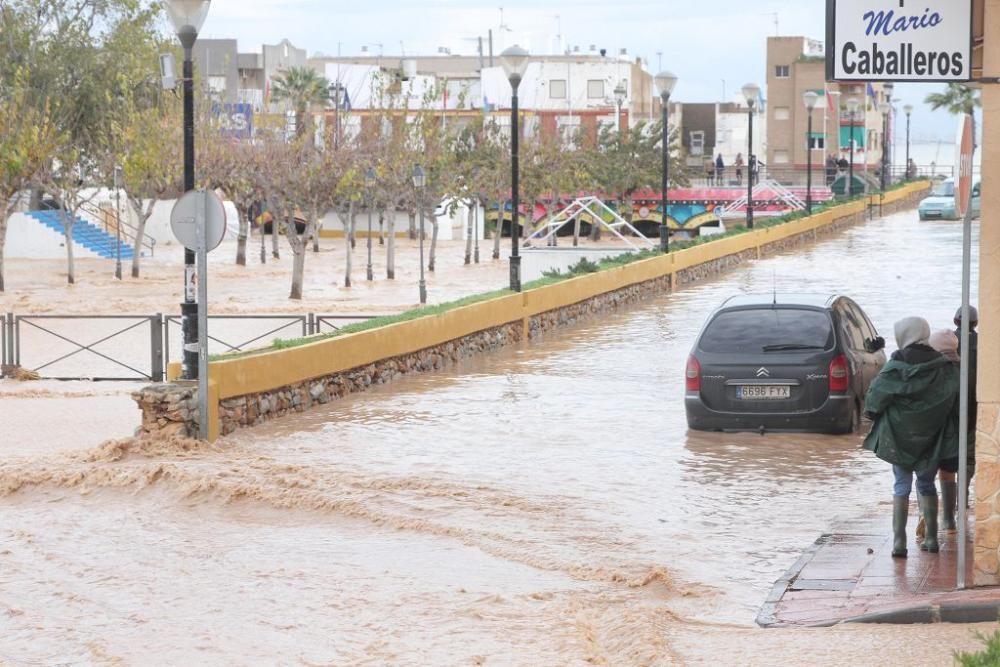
0 210 987 665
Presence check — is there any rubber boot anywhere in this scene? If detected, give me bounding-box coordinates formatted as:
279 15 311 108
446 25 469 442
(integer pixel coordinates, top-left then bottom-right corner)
941 481 958 532
892 495 909 558
920 494 940 553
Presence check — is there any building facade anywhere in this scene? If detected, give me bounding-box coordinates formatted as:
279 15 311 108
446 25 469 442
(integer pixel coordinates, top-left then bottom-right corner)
766 36 894 184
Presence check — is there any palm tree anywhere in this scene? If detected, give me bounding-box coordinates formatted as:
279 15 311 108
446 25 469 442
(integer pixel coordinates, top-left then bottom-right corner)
925 83 981 148
270 67 331 137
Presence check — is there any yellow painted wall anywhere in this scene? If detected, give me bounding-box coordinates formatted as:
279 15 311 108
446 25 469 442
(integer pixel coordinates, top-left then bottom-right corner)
204 182 928 440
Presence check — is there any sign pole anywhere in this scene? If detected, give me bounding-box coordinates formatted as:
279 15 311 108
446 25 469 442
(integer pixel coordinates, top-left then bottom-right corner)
196 190 209 441
957 118 975 589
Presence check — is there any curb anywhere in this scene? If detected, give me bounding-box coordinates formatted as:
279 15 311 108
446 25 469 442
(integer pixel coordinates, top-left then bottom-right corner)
844 601 1000 625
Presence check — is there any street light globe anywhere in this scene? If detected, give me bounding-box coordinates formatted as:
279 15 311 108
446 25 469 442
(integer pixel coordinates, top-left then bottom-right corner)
500 45 530 86
803 91 820 110
162 0 211 44
903 103 914 116
846 97 861 115
412 164 426 189
365 167 376 189
741 82 761 109
655 71 678 100
878 101 891 116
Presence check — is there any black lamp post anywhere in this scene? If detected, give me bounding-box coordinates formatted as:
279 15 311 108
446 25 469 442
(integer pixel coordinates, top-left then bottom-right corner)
878 101 890 193
163 0 211 381
742 82 760 229
365 167 376 281
614 81 627 134
501 45 529 293
803 91 819 215
903 103 913 179
847 97 860 197
655 71 678 253
412 164 427 304
114 165 123 279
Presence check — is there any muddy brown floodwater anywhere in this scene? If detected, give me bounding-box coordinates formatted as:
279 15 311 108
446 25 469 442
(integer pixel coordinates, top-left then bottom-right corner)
0 211 993 665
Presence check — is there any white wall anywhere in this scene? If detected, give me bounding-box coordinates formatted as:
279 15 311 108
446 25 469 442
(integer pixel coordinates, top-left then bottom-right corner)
520 247 636 282
5 212 104 259
138 198 239 247
318 207 457 240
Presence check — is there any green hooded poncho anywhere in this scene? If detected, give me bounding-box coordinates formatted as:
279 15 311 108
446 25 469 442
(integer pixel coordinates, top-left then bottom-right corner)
863 355 960 473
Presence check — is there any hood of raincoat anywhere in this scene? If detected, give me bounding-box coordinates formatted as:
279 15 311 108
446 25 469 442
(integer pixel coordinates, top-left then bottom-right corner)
894 317 930 350
862 355 960 472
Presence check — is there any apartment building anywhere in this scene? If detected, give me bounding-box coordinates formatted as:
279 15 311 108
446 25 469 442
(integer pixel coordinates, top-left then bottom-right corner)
193 38 307 111
766 36 893 180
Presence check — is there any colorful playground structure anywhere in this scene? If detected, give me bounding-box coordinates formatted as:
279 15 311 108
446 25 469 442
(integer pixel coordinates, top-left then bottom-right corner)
487 184 836 238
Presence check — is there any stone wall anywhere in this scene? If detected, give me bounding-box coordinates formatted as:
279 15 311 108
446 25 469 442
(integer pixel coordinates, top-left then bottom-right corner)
134 191 926 439
975 402 1000 586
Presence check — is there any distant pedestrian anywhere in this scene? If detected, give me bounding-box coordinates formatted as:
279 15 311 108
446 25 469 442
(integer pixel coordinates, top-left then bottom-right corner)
735 153 745 185
863 317 960 558
704 156 715 186
907 158 918 180
825 155 837 186
715 154 725 185
927 328 963 534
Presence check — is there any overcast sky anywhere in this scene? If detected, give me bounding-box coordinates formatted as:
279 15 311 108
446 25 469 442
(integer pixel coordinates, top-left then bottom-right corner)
195 0 964 144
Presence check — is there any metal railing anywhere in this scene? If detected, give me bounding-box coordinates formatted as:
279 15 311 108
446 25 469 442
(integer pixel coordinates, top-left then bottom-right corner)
78 199 157 257
163 314 309 368
1 312 389 381
12 314 164 382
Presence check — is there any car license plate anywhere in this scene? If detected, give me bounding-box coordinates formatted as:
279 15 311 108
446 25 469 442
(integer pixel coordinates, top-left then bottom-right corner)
737 385 790 400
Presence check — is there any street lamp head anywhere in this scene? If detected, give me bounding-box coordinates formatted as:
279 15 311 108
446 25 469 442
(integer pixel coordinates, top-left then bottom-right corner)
903 103 914 116
365 167 376 189
412 164 426 189
741 82 761 109
878 101 891 116
846 97 860 115
614 81 627 105
655 71 677 101
500 45 530 89
162 0 211 47
803 91 819 111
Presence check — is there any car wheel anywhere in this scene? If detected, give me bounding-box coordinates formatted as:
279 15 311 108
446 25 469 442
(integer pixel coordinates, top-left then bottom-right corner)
835 400 861 435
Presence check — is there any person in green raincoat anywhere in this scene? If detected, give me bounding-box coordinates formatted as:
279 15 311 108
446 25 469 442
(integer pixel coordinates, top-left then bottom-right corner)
863 317 960 558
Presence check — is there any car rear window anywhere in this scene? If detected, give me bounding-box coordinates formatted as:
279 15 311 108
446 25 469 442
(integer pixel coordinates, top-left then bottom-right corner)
698 308 835 354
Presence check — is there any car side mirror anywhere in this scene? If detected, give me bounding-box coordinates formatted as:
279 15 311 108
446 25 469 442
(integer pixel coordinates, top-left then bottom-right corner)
865 336 885 353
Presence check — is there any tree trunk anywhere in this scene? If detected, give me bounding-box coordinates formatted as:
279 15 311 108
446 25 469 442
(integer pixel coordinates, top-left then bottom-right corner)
290 248 305 299
342 202 354 287
386 210 396 279
62 210 76 285
573 214 580 247
378 211 385 245
131 198 156 278
236 202 248 266
464 203 473 265
271 218 280 259
408 211 416 240
350 209 358 249
492 198 502 259
428 207 439 273
0 198 10 292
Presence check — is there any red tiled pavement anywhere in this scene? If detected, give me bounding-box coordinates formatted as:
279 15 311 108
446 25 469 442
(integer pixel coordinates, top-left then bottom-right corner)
757 506 999 627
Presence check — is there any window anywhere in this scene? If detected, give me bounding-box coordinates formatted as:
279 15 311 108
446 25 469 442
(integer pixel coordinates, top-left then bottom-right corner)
775 65 790 78
587 79 605 99
690 131 705 156
549 79 567 99
774 150 790 164
698 309 834 354
774 107 790 121
208 76 227 94
808 133 826 150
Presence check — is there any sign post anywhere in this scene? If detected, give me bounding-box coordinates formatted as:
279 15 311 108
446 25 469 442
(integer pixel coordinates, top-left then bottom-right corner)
170 189 227 440
826 0 974 83
957 113 975 589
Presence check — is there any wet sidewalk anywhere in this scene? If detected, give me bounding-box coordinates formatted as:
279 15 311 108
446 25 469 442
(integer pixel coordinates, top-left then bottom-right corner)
758 508 1000 627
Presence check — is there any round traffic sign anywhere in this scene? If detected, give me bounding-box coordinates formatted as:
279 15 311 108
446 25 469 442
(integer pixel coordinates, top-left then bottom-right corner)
170 189 227 252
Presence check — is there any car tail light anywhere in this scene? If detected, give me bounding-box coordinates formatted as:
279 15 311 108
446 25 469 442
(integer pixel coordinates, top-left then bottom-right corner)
686 355 701 392
829 354 849 393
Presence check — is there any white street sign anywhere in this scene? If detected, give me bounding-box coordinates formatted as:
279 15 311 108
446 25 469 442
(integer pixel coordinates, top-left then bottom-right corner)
826 0 973 82
170 189 227 252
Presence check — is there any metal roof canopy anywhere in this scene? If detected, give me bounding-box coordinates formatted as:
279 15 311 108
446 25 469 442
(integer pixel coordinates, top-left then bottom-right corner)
523 196 657 250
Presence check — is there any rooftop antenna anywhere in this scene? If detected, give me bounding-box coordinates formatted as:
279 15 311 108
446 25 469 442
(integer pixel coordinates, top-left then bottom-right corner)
656 50 663 72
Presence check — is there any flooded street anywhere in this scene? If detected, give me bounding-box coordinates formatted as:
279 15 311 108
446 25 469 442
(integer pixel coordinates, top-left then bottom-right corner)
0 210 990 664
